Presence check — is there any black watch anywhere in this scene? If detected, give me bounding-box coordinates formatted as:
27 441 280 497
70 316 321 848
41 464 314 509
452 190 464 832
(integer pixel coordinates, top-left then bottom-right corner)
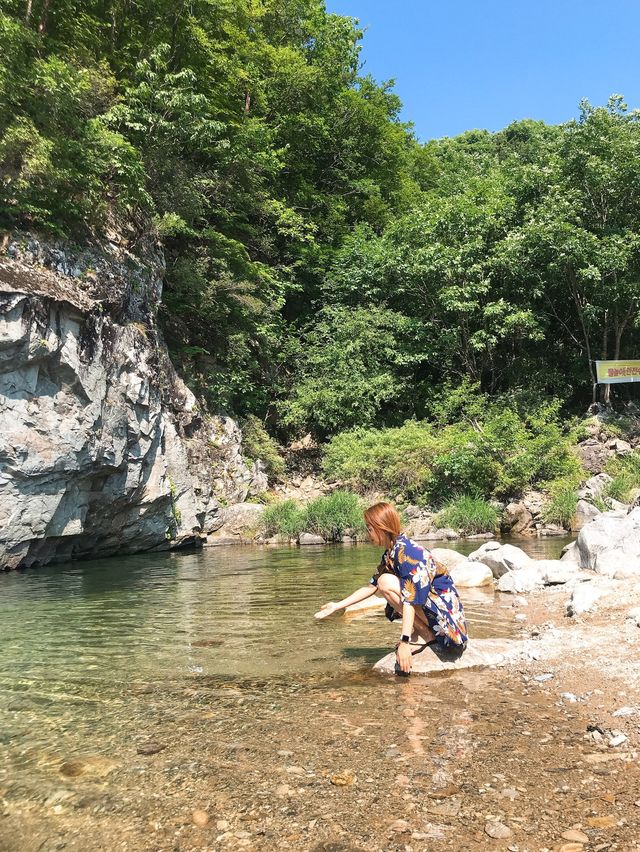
400 634 411 644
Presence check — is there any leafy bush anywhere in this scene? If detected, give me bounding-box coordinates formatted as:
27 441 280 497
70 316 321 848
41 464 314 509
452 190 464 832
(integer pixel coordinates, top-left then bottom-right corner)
434 496 499 534
323 403 580 507
542 478 580 527
303 491 367 539
241 415 285 480
262 500 306 538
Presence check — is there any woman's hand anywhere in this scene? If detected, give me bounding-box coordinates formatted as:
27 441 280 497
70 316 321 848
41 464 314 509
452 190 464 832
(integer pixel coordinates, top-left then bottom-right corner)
396 641 412 674
314 602 339 620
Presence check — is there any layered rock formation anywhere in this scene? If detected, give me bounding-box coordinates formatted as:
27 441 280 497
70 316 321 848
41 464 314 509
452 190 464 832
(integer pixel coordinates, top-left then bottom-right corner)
0 233 265 569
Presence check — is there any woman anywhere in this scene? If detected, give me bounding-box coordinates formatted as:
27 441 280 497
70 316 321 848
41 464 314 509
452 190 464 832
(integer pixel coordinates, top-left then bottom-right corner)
314 502 468 674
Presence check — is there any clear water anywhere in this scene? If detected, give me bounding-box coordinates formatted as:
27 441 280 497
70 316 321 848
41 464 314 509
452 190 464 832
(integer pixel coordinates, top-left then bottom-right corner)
0 538 588 851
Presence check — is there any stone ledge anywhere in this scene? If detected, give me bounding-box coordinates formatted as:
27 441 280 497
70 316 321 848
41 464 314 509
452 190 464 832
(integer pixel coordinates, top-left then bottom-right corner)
373 638 527 675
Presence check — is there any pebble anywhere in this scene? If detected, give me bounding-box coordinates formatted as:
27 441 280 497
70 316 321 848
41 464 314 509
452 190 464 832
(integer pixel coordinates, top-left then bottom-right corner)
534 673 554 683
484 820 512 839
330 771 355 786
612 706 637 717
390 819 410 833
561 829 589 843
500 788 518 800
275 784 293 797
514 613 527 622
136 742 167 756
559 844 585 852
192 809 209 827
586 815 617 828
216 819 229 830
560 692 579 702
607 733 627 747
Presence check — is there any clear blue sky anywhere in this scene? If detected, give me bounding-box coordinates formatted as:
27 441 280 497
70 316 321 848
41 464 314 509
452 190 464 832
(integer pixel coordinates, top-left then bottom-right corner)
325 0 640 141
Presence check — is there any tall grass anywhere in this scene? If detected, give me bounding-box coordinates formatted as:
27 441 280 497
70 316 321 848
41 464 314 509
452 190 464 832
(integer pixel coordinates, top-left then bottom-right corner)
542 478 579 527
434 496 499 535
262 491 366 540
604 451 640 504
262 500 306 538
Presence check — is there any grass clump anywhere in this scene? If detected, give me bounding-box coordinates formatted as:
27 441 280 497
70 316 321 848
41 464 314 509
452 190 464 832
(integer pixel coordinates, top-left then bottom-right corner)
303 491 367 539
261 491 366 540
434 496 499 535
262 499 306 538
603 450 640 503
542 477 580 527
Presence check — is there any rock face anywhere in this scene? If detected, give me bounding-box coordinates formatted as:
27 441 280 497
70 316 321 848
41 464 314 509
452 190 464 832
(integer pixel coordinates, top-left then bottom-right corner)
570 508 640 578
0 233 264 569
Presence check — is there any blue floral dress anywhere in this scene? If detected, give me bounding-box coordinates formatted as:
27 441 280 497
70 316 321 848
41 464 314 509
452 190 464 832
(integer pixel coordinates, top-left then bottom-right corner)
370 534 468 648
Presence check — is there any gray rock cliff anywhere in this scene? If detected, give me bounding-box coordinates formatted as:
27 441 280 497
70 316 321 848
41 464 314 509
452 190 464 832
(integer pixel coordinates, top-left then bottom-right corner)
0 233 265 569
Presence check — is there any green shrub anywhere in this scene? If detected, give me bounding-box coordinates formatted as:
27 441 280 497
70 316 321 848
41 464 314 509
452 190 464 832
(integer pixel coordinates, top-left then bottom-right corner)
323 403 580 507
303 491 367 540
262 500 306 538
603 450 640 503
542 478 580 527
434 496 500 535
241 415 285 480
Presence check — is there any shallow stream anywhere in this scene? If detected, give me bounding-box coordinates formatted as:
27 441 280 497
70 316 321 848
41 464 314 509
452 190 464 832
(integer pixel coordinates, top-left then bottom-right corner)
6 536 635 851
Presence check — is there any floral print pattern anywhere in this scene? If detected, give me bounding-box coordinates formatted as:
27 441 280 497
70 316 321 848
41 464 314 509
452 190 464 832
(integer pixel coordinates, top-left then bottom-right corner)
370 534 468 648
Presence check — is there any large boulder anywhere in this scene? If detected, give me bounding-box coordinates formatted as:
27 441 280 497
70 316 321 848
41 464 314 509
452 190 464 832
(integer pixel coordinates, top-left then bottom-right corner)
467 541 532 578
576 439 612 474
429 548 468 570
578 473 613 501
450 560 494 588
571 507 640 577
571 499 601 532
496 559 579 593
205 503 265 545
502 501 533 534
497 565 543 593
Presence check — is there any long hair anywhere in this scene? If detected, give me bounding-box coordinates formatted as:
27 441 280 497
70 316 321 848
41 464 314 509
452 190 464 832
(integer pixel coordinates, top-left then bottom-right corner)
364 502 401 549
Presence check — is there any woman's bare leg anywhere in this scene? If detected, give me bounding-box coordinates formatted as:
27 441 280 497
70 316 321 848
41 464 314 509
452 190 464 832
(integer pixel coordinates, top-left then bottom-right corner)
376 574 436 644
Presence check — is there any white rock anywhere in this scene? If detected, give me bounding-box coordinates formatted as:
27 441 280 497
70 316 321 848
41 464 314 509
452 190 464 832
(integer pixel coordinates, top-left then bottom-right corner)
573 508 640 577
497 565 544 593
429 548 468 570
626 607 640 627
538 559 580 585
578 473 613 501
467 541 532 578
571 499 600 532
449 560 494 587
566 581 608 616
298 532 326 545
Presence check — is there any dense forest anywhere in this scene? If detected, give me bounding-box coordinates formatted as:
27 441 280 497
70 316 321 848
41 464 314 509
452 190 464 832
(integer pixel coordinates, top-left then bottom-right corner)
1 0 639 515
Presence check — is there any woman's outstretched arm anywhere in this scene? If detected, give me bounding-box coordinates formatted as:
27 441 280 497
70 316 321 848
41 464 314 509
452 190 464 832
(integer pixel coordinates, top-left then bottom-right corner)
314 585 377 619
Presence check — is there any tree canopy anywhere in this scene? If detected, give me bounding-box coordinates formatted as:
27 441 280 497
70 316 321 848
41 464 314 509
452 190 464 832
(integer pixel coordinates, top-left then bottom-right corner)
1 1 638 439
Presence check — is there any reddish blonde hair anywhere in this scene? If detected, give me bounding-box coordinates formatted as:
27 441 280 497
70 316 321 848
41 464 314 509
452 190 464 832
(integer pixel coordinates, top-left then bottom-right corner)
364 502 401 548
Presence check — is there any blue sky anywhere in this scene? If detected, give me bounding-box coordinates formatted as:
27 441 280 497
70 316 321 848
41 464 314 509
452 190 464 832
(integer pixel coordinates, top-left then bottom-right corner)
325 0 640 141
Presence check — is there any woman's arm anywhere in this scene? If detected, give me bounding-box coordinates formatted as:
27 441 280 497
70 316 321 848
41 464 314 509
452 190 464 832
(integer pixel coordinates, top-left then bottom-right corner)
396 603 416 673
314 585 377 619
